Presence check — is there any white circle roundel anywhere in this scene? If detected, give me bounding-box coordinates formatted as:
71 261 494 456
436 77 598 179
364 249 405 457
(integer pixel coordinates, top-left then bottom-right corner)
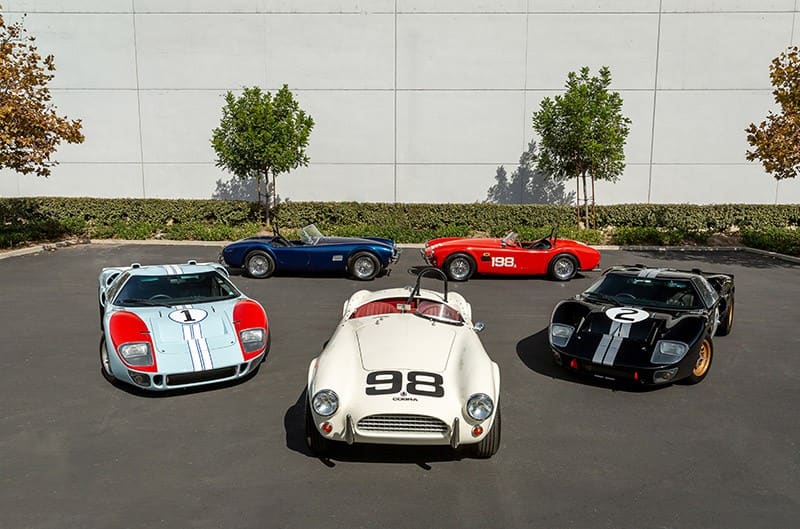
605 307 649 323
168 308 208 324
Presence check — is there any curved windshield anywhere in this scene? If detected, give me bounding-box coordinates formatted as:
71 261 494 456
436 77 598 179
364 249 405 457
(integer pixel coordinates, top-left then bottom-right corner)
114 271 240 307
586 273 703 310
501 231 519 246
300 224 324 245
414 300 463 325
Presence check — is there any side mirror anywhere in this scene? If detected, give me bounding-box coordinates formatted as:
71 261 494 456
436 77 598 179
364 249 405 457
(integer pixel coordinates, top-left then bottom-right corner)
99 292 106 307
474 321 485 333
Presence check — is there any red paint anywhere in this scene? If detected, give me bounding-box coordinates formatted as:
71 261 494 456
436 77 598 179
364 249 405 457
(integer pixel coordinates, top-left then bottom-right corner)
569 358 579 369
233 299 269 361
108 311 158 372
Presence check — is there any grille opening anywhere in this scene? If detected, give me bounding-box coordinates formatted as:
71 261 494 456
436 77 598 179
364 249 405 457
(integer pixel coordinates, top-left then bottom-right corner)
357 414 448 434
165 366 236 386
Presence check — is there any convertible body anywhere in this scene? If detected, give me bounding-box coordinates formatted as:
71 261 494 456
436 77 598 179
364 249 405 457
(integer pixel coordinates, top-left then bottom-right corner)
97 261 269 391
220 224 399 280
305 269 501 458
422 229 600 281
549 265 734 385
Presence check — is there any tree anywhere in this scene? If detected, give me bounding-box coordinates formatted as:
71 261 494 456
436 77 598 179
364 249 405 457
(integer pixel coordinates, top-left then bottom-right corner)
0 9 84 177
486 141 574 205
532 66 630 228
211 85 314 225
746 46 800 181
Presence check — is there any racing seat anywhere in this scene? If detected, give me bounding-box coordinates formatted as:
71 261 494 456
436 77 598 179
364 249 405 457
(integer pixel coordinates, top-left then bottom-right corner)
351 301 402 318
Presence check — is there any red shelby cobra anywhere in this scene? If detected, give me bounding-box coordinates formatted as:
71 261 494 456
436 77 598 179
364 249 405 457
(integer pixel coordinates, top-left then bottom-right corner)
422 228 601 281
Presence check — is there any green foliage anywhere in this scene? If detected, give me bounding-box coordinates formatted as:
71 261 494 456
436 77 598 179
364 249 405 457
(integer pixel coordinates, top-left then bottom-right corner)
741 228 800 256
610 227 709 246
211 85 314 219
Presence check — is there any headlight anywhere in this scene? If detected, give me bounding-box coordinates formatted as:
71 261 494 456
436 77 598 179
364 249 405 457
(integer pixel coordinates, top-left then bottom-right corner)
312 390 339 417
549 323 575 347
466 393 494 421
239 328 265 353
118 342 152 366
651 340 689 364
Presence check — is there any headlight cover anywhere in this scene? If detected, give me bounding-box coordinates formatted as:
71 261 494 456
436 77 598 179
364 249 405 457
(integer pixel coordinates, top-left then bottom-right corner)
549 323 575 347
118 342 153 366
651 340 689 364
239 328 266 353
312 390 339 417
466 393 494 421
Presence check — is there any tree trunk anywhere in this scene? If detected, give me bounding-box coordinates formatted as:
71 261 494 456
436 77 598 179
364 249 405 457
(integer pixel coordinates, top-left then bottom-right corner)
590 171 596 230
272 171 278 222
581 171 589 229
262 168 270 227
575 176 581 227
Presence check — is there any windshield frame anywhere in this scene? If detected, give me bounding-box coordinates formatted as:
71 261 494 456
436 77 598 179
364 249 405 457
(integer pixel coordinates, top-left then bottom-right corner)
300 224 324 245
501 231 519 247
111 270 242 308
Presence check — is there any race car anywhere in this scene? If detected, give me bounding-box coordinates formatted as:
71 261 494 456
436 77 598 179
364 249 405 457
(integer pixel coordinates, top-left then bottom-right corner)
549 264 735 385
219 224 399 280
305 267 501 458
422 227 600 281
97 260 269 391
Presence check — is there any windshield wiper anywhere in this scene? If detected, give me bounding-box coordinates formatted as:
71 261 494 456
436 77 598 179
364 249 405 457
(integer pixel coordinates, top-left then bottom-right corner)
583 291 621 306
119 298 175 308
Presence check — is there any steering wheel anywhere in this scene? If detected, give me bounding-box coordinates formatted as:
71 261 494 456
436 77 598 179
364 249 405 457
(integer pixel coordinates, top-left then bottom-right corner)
149 294 171 300
616 293 636 300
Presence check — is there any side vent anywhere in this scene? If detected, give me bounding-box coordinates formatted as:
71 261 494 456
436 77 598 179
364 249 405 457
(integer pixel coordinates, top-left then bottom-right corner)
131 263 141 269
187 260 197 265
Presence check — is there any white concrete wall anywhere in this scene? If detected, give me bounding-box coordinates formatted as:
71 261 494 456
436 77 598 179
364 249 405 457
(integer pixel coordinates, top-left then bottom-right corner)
1 0 799 204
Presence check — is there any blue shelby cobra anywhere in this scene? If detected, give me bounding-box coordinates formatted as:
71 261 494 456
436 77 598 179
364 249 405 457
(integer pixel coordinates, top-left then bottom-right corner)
220 224 400 280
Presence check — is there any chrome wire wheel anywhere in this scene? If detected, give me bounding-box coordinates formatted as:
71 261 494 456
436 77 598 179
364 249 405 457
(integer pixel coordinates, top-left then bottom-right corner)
354 255 376 279
552 256 576 280
99 338 115 381
693 340 711 378
447 256 472 281
248 255 269 276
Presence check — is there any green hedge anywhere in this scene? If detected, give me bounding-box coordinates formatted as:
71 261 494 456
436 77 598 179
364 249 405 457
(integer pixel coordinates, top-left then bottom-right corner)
1 198 799 252
741 228 800 256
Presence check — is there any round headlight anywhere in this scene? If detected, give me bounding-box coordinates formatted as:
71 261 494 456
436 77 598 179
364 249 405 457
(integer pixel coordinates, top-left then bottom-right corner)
466 393 494 421
312 390 339 417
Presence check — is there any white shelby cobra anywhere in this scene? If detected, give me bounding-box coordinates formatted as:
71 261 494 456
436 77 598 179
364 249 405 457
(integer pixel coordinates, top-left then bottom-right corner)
305 268 501 458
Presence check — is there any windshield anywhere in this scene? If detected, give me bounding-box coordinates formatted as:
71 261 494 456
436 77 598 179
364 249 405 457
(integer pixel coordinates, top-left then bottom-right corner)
300 224 324 245
113 271 240 307
349 297 464 325
501 231 519 246
586 273 704 310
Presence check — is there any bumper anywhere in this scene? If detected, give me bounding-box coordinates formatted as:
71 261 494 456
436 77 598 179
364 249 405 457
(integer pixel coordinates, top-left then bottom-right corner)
552 349 682 385
419 248 434 266
115 350 265 391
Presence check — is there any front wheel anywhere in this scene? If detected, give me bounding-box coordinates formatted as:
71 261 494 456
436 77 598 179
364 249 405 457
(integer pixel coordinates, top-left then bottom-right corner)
245 251 276 279
684 337 713 385
305 400 332 456
548 254 578 281
348 251 380 281
444 253 474 281
99 336 115 382
469 406 501 459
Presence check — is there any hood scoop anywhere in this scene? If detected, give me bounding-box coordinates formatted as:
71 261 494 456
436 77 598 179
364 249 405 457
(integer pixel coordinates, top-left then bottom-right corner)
355 316 455 373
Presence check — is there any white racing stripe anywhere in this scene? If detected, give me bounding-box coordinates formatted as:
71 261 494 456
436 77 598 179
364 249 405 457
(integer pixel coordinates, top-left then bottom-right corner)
177 303 213 371
593 321 632 366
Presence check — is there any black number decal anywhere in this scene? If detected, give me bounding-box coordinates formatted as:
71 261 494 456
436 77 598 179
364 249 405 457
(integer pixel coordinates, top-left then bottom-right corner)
365 371 444 397
366 370 402 395
181 309 195 322
407 371 444 397
615 308 638 322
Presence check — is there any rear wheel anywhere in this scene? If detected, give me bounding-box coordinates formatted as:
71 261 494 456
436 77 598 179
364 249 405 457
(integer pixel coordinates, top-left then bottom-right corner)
716 296 734 336
245 251 275 279
685 337 713 385
469 406 501 459
548 254 578 281
348 251 380 281
305 400 332 456
99 336 115 382
444 253 474 281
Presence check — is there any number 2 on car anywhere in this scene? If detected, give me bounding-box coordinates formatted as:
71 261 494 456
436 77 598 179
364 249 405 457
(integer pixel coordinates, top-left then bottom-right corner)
491 257 515 267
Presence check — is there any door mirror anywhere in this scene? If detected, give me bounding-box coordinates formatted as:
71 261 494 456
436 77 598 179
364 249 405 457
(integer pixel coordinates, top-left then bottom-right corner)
474 321 485 333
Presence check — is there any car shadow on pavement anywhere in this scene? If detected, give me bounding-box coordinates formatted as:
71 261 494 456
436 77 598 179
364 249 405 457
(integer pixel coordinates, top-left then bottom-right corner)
628 249 799 270
284 389 466 467
516 328 661 393
406 265 587 282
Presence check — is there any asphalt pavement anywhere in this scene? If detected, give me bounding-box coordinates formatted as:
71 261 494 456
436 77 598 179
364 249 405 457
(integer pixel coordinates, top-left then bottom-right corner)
1 244 798 529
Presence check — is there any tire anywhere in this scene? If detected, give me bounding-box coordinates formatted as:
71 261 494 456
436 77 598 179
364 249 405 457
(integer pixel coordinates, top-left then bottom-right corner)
245 251 276 279
716 296 734 336
99 336 115 382
548 254 578 281
685 337 713 385
348 251 380 281
443 253 475 282
469 406 501 459
305 399 331 456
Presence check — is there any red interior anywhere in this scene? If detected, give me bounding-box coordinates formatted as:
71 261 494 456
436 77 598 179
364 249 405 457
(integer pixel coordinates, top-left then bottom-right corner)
350 298 462 322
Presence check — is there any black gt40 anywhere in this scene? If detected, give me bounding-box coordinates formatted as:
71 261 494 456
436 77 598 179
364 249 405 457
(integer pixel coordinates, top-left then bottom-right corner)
549 265 734 385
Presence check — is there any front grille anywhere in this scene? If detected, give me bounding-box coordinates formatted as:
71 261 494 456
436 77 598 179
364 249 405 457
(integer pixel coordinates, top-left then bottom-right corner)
582 362 637 380
165 366 237 386
357 414 448 434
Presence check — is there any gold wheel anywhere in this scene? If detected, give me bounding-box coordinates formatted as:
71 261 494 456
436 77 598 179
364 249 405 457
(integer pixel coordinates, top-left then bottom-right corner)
693 339 711 377
727 302 734 327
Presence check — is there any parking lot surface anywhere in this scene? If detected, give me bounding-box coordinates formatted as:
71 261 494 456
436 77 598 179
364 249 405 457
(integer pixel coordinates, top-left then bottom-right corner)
1 244 798 529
